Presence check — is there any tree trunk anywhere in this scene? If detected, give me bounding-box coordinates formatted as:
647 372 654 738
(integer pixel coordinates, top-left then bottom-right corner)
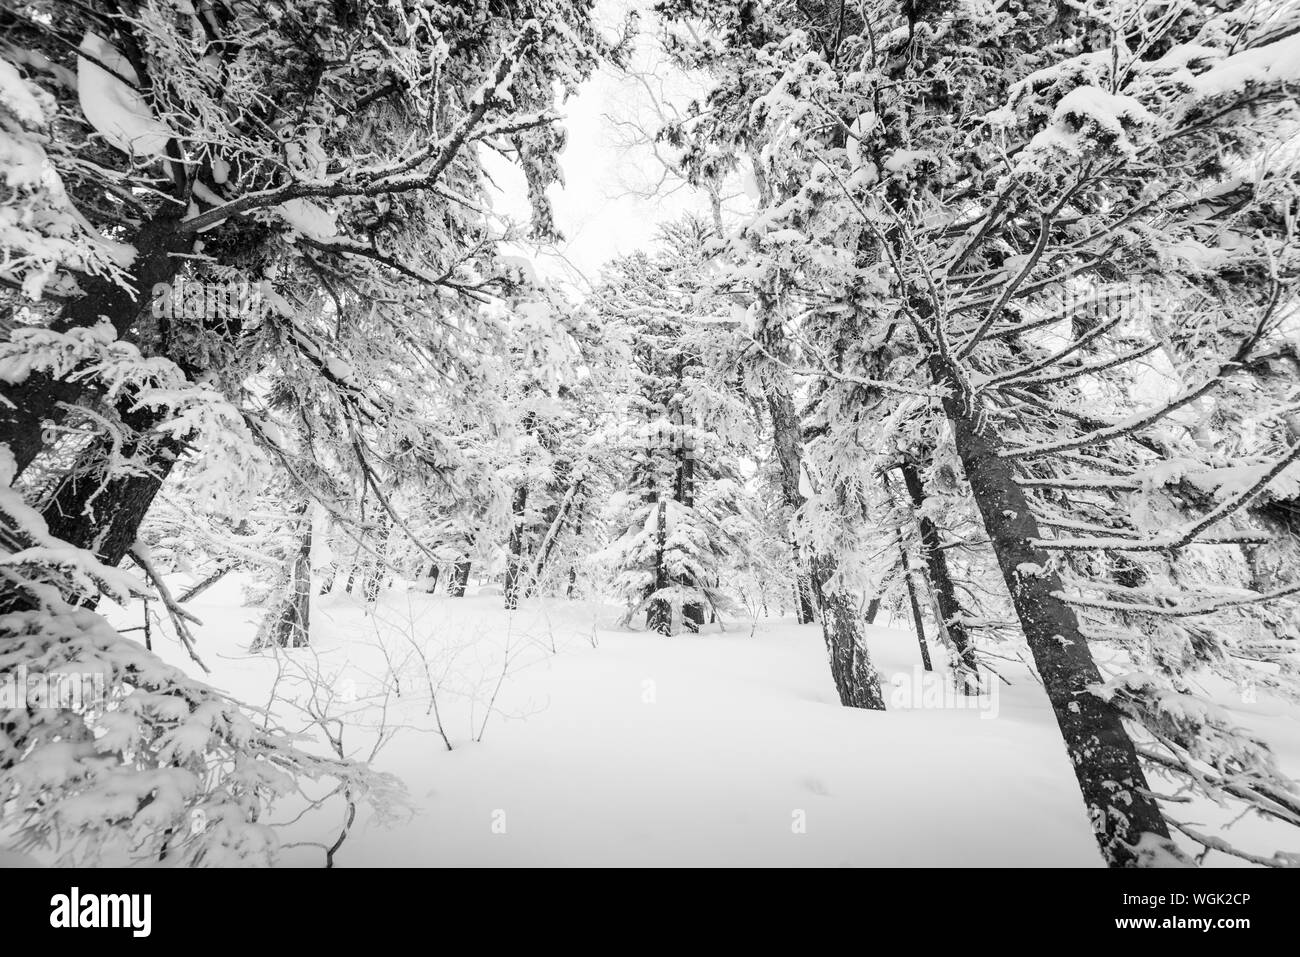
674 436 703 632
0 206 192 479
0 436 174 614
812 555 886 709
423 563 440 594
34 378 185 575
865 595 881 625
566 509 585 599
362 512 389 603
897 542 933 671
766 375 883 705
252 507 312 649
503 483 529 610
647 499 672 635
523 480 583 599
448 560 471 597
897 459 975 685
935 359 1173 866
765 386 817 624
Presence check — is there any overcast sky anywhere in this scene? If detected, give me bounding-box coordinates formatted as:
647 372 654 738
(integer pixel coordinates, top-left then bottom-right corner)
482 0 717 291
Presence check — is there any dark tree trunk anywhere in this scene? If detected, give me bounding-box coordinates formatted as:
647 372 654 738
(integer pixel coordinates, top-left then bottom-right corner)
503 483 529 610
935 358 1172 866
362 512 390 603
0 433 174 614
566 509 585 599
673 435 703 632
865 595 881 625
423 563 440 594
763 374 883 705
0 206 192 479
448 560 471 597
897 459 974 684
16 397 185 615
812 555 886 710
897 542 933 671
765 387 817 624
524 495 561 600
252 507 312 649
523 480 583 599
647 500 671 635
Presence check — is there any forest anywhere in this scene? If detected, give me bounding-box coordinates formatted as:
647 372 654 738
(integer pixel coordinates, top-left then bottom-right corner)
1 0 1299 869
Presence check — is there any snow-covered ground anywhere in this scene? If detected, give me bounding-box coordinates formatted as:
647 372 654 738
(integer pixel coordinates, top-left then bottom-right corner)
81 575 1296 867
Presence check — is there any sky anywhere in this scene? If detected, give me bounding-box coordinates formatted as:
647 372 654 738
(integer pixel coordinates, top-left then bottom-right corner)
481 1 717 291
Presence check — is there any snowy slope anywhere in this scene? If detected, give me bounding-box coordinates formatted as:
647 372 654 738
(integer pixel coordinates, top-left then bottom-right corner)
91 577 1125 867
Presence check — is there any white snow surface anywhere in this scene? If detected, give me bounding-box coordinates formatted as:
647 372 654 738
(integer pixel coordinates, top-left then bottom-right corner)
1191 33 1300 98
76 33 173 160
43 575 1293 867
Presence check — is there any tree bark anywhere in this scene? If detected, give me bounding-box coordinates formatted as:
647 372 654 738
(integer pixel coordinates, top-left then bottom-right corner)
897 542 933 671
523 479 583 599
1 206 193 479
252 506 312 649
935 358 1173 865
362 512 389 604
673 434 703 632
812 555 886 709
765 386 817 624
897 459 975 685
765 373 883 706
22 392 185 615
448 560 471 597
647 499 672 635
503 483 529 610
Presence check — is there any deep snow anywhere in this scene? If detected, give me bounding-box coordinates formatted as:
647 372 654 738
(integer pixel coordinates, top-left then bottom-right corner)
13 574 1291 867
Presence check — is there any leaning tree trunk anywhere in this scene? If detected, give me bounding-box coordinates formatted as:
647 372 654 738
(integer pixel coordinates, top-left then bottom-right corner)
811 555 886 710
765 377 882 706
935 358 1173 866
897 459 976 687
252 506 313 650
523 478 584 599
